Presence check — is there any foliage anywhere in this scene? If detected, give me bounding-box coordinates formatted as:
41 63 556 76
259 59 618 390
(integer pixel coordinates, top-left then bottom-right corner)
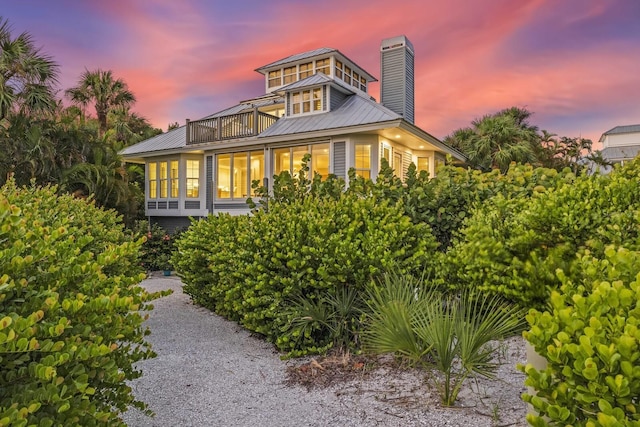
65 69 136 136
0 17 59 121
364 273 524 406
133 221 177 271
174 192 437 355
0 181 163 426
281 285 364 356
445 107 538 173
442 158 640 309
522 246 640 426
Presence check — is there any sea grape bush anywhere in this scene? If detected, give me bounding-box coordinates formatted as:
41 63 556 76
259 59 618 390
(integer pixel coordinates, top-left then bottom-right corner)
0 182 160 426
442 158 640 309
522 246 640 426
173 192 437 354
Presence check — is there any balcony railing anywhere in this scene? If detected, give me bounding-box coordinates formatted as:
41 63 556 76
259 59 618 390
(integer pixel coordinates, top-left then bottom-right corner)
186 108 278 145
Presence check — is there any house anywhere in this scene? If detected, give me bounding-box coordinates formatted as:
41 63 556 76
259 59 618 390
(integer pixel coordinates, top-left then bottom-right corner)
121 35 465 231
599 124 640 168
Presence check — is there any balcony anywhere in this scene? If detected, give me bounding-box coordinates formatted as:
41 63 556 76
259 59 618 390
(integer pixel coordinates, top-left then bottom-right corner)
186 108 279 145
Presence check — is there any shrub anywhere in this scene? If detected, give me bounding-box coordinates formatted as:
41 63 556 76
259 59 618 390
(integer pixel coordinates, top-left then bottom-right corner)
443 159 640 309
173 193 437 354
133 220 178 271
0 181 160 426
522 246 640 426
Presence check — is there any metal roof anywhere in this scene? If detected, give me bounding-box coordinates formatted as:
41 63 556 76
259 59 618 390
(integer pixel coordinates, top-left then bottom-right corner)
599 124 640 141
202 96 284 120
255 48 336 72
258 94 400 138
120 125 186 156
278 73 334 91
600 145 640 161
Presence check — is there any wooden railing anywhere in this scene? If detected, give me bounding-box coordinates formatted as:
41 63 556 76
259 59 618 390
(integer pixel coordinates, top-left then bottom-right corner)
186 108 278 145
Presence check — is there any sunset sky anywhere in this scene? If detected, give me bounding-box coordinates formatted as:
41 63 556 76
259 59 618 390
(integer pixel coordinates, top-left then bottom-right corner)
4 0 640 144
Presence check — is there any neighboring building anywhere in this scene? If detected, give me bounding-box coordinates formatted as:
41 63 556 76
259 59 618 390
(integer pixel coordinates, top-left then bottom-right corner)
121 35 465 231
599 124 640 168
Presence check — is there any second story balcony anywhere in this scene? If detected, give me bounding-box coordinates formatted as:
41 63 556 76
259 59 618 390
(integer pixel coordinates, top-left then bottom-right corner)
186 108 279 145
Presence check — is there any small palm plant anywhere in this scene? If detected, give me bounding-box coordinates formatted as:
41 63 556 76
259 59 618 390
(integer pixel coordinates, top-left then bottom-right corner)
363 272 524 406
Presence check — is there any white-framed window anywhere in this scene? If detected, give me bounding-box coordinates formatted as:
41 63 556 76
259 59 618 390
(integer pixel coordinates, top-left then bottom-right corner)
274 143 329 179
170 160 179 198
268 70 281 88
159 161 168 198
186 159 200 198
290 88 323 115
335 60 343 80
216 151 264 200
334 60 367 92
315 58 330 75
299 62 312 79
148 162 157 199
355 143 372 179
283 66 296 84
417 157 429 176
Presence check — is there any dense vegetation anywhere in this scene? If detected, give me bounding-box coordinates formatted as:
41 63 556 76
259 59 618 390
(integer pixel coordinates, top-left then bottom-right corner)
0 182 163 426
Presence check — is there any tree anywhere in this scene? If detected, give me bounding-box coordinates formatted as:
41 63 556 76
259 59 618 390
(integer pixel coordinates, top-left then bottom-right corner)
0 17 59 121
446 107 538 173
65 69 136 136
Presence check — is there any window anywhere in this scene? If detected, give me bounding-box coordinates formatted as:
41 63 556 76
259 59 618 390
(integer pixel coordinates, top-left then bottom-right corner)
186 160 200 198
354 143 371 179
360 76 367 92
311 144 330 178
290 88 323 115
382 146 391 165
148 162 157 199
417 157 429 176
216 152 263 199
170 160 179 198
352 71 360 88
394 152 403 178
335 60 343 80
283 66 296 84
299 62 312 79
268 70 281 88
274 144 329 178
312 88 322 111
343 66 352 85
315 58 330 75
159 161 168 198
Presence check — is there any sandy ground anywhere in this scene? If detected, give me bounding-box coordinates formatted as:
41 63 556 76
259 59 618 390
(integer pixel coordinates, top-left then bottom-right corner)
122 274 529 427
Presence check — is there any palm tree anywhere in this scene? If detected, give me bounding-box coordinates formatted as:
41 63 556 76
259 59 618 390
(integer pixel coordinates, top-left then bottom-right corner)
446 107 538 173
65 69 136 136
0 17 59 121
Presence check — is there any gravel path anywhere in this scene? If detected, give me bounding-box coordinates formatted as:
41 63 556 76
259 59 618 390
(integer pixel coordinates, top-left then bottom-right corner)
123 274 529 427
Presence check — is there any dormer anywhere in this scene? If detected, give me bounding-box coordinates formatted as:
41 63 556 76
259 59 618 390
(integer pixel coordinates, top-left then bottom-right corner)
277 73 355 118
255 48 377 95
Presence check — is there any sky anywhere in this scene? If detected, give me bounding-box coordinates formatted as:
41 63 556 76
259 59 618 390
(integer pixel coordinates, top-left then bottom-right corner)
3 0 640 145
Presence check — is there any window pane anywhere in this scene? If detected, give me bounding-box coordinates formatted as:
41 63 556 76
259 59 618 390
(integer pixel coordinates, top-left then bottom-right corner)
274 148 290 175
170 160 179 198
217 154 231 199
234 152 248 198
148 163 157 199
292 146 307 177
312 88 322 111
283 66 296 84
355 143 371 179
417 157 429 174
312 144 330 179
159 161 168 198
250 151 264 195
186 159 200 198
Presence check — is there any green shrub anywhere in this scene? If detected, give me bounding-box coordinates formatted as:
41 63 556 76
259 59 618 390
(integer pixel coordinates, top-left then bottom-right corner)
0 181 160 426
522 246 640 426
443 159 640 309
133 220 180 271
174 193 437 354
